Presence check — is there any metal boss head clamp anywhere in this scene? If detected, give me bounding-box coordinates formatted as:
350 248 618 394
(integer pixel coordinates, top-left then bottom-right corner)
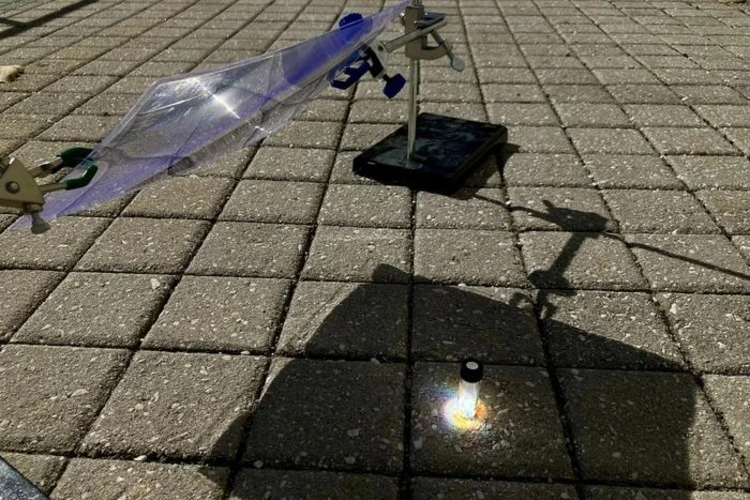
0 147 97 233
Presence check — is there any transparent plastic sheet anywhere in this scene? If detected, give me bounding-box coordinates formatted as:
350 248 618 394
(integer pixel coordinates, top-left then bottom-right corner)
15 1 407 227
0 457 48 500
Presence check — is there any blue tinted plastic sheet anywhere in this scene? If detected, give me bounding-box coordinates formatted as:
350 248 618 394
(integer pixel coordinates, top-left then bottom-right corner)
23 1 407 225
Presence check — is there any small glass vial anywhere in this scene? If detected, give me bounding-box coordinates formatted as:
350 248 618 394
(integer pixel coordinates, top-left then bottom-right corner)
458 359 483 419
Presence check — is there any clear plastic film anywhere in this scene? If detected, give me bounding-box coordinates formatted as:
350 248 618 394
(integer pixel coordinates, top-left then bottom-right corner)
20 1 407 225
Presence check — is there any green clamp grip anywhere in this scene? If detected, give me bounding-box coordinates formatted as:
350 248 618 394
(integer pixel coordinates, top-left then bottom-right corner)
55 147 98 190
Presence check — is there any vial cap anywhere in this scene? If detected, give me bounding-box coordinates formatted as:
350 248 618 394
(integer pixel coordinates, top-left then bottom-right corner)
460 359 483 383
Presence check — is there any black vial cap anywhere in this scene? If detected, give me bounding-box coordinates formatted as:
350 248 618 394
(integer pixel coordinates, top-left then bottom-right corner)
460 359 483 383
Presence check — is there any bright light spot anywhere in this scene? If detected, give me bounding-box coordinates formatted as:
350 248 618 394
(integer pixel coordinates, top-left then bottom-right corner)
443 395 488 432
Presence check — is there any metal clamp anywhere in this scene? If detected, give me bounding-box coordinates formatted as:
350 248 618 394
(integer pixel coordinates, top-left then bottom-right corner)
0 147 97 233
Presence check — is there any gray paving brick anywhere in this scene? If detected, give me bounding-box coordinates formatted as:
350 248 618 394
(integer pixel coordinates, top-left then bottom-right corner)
180 149 254 178
626 234 750 292
0 216 110 271
0 452 65 495
188 222 309 279
0 345 127 454
607 84 681 104
14 272 174 348
76 218 209 274
144 276 289 353
413 285 543 364
694 105 750 128
230 469 399 500
122 177 234 219
414 228 526 287
697 190 750 234
721 127 750 155
415 188 510 230
278 280 408 359
642 127 738 155
411 362 573 478
508 187 615 231
603 189 719 234
302 226 410 282
624 104 705 127
265 121 341 150
569 128 655 155
219 180 323 225
318 184 411 228
486 103 559 126
542 290 683 370
329 150 380 184
594 68 662 85
411 478 579 500
561 369 748 487
298 99 350 122
483 84 547 103
509 126 574 153
245 358 405 472
554 103 630 128
703 376 750 462
666 155 750 190
81 351 265 461
583 154 682 189
38 115 119 142
340 123 398 151
545 84 615 104
53 459 228 500
244 146 333 182
520 231 646 290
672 85 748 104
0 270 63 341
502 153 591 187
586 485 750 499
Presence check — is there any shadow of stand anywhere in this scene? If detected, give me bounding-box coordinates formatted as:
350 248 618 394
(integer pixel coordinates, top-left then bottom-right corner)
199 199 749 499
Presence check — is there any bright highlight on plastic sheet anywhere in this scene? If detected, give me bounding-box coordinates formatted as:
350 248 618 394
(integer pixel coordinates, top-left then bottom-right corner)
15 1 408 228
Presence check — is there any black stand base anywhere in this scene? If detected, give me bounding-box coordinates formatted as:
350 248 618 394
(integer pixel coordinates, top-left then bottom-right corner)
352 113 507 193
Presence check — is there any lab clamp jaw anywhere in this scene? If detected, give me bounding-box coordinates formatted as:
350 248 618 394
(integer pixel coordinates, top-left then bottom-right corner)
0 148 97 233
339 0 508 192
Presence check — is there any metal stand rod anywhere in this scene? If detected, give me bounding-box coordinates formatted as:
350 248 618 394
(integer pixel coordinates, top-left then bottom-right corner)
407 58 420 161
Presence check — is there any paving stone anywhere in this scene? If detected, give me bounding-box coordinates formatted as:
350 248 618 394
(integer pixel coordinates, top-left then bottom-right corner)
181 149 255 178
144 276 289 353
520 231 646 290
545 84 615 104
607 84 681 104
219 180 323 224
0 452 65 495
0 345 127 454
697 190 750 234
656 293 750 374
302 226 410 282
297 99 350 122
483 84 547 103
244 358 405 472
413 285 543 365
7 92 89 118
508 187 615 231
278 280 408 360
414 229 526 286
486 103 559 126
265 120 342 149
694 105 750 128
583 154 682 189
542 290 684 370
411 477 579 499
329 150 379 184
122 177 234 219
14 272 175 348
411 362 573 479
340 123 397 151
568 128 655 155
38 115 119 142
623 104 705 127
318 184 412 228
76 218 210 274
672 85 748 104
0 270 62 342
603 189 719 234
508 126 574 153
594 68 661 85
0 217 110 271
244 146 334 182
703 375 750 461
81 351 265 461
666 155 750 190
586 485 750 499
421 101 489 122
188 222 309 279
463 154 505 188
416 188 510 230
626 234 750 292
502 153 591 187
52 459 228 500
230 469 399 500
554 103 630 128
561 369 748 487
721 127 750 155
642 127 738 155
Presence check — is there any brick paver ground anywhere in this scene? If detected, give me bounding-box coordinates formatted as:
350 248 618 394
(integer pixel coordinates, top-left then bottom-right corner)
2 0 750 498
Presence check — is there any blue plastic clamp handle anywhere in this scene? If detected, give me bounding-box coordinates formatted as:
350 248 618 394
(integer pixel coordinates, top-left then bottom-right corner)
383 73 406 99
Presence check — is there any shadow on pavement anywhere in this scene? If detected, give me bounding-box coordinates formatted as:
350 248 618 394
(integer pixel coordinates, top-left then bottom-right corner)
202 201 748 498
0 0 97 39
